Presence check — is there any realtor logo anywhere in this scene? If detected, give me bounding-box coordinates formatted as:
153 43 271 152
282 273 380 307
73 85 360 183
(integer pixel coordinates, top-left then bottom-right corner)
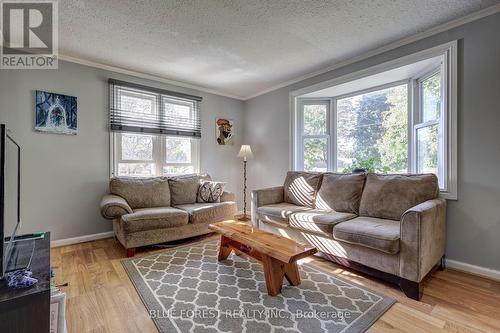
1 1 58 69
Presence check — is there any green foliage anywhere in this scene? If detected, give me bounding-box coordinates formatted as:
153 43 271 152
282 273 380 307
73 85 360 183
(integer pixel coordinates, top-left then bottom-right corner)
343 156 390 174
302 104 328 171
303 105 326 135
376 85 408 172
419 73 440 172
350 92 390 161
303 84 410 174
303 138 327 171
337 84 408 173
417 125 439 173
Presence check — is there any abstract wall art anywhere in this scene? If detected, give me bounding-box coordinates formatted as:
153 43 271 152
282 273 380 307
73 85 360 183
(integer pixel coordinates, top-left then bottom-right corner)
35 90 77 135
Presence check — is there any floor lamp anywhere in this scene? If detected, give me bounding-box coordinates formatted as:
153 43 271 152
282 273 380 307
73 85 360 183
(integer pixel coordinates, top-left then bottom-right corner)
237 145 253 221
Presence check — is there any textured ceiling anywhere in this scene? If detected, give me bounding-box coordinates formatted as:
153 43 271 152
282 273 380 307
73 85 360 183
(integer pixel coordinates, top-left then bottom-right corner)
58 0 499 99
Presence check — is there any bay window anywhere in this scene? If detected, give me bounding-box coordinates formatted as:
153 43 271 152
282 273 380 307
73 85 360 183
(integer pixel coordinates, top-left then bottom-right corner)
109 79 201 177
293 42 457 199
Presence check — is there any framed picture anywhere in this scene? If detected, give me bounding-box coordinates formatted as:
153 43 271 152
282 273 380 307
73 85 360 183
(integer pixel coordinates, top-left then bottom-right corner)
35 90 77 135
216 118 234 145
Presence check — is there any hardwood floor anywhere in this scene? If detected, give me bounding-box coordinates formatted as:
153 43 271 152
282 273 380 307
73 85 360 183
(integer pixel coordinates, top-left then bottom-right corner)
51 236 500 333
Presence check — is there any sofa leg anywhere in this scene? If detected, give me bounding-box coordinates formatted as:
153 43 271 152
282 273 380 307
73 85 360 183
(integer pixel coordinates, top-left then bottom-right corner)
400 278 422 301
438 255 446 271
126 248 136 258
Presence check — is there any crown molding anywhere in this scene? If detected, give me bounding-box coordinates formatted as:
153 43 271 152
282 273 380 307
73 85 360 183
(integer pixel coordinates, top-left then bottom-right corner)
243 3 500 100
57 54 246 100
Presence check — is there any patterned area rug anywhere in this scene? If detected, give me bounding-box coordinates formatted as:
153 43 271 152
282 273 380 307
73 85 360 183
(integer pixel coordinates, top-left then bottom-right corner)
122 240 395 333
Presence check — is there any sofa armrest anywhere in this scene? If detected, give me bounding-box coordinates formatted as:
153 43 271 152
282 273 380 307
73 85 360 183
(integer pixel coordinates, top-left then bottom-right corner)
399 198 446 282
251 186 284 207
100 194 133 220
251 186 284 227
220 190 236 202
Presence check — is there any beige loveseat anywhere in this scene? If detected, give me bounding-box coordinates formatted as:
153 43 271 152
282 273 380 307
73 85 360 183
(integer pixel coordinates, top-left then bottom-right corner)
100 174 237 257
251 172 446 300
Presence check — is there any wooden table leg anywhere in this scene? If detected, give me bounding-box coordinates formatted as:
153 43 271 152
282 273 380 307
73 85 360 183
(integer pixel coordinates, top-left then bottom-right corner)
284 262 300 286
262 255 286 296
218 235 233 261
232 248 244 257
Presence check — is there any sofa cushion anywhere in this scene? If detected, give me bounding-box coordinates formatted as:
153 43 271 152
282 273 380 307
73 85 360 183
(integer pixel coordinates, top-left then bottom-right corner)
333 217 401 254
175 202 237 224
283 171 323 208
120 207 188 233
289 210 356 237
257 203 311 224
359 173 439 221
169 174 211 206
316 173 366 214
110 177 170 209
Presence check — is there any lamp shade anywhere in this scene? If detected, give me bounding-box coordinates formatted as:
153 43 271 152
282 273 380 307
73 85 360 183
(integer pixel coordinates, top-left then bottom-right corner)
237 145 253 161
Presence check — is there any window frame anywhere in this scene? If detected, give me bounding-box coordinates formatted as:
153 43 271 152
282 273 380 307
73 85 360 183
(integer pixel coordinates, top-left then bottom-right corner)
162 135 201 174
332 79 412 173
115 132 158 165
118 88 158 117
412 66 446 190
296 98 332 171
111 132 200 177
290 41 458 199
110 89 201 178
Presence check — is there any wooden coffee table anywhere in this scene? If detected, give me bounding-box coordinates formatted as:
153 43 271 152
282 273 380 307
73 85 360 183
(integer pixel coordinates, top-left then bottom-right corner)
209 220 317 296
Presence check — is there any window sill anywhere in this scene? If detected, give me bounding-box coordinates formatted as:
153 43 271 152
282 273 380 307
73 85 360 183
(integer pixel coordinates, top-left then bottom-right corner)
439 191 457 201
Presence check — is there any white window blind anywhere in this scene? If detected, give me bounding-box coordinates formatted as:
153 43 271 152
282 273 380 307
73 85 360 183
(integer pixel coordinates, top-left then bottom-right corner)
109 79 202 137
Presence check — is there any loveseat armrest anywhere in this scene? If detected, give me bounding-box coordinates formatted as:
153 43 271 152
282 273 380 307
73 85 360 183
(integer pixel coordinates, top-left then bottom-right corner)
399 198 446 282
251 186 284 227
100 194 133 220
220 190 236 202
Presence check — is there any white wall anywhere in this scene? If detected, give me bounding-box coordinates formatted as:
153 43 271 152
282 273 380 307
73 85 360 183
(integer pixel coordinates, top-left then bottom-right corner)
0 60 244 241
243 13 500 271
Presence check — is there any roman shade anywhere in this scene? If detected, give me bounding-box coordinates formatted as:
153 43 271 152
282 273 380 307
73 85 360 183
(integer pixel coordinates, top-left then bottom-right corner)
109 79 202 137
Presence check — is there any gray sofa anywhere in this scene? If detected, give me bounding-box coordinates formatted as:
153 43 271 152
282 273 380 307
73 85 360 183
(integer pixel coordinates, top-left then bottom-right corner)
251 171 446 300
100 174 237 256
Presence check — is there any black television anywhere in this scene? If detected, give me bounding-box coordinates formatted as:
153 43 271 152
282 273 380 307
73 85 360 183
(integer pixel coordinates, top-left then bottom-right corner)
0 124 22 278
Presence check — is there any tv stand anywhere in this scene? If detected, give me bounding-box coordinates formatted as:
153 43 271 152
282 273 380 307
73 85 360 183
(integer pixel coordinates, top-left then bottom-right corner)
0 232 50 333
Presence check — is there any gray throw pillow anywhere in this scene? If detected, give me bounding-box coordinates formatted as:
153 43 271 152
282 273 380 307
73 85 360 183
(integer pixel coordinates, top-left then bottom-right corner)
197 181 226 203
316 173 366 214
283 171 323 208
359 173 439 220
110 177 170 209
169 174 211 205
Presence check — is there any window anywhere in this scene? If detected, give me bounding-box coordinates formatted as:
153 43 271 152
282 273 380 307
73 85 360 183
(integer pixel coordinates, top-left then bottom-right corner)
414 70 445 189
292 42 457 198
109 79 201 177
298 100 330 172
336 83 408 173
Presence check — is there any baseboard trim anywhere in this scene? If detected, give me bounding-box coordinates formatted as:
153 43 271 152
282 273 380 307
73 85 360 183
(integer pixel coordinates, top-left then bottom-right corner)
51 231 115 248
446 259 500 281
